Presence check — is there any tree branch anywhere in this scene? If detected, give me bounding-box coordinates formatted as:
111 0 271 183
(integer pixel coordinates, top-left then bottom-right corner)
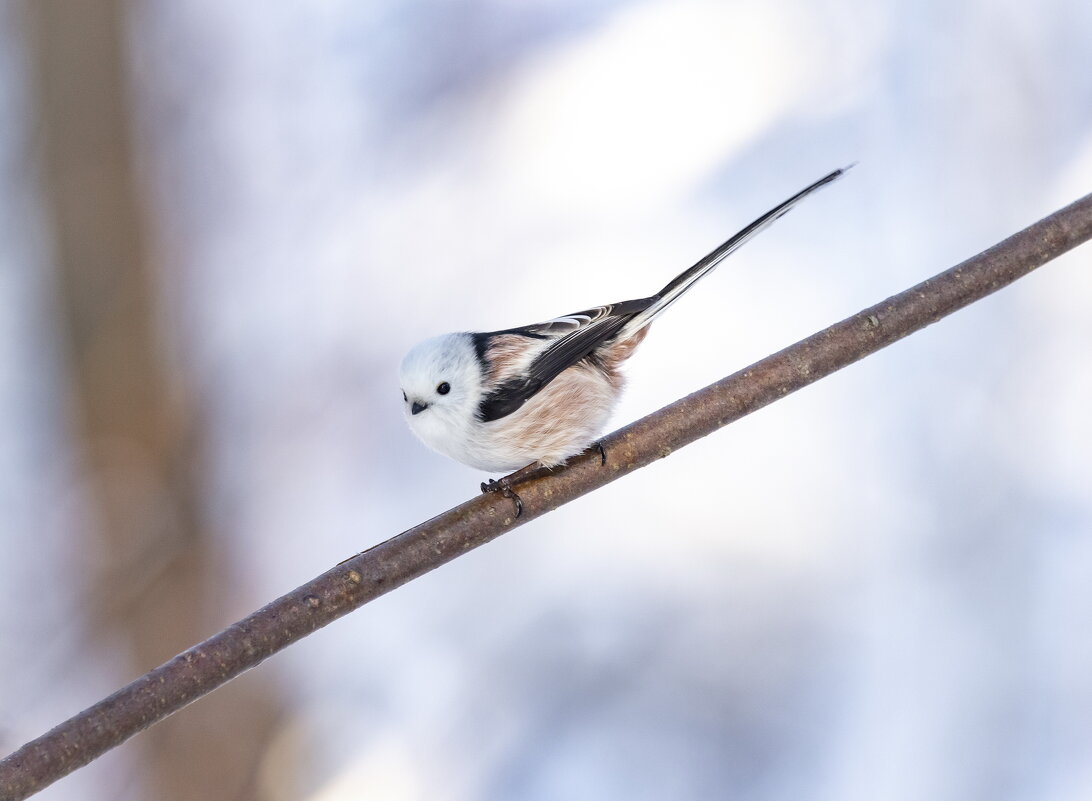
4 191 1092 800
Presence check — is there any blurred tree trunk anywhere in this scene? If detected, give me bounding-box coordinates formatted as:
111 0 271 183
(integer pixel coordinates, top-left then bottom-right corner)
24 2 286 799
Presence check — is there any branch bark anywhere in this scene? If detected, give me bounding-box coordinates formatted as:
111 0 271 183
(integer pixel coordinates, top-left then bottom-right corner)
3 190 1092 800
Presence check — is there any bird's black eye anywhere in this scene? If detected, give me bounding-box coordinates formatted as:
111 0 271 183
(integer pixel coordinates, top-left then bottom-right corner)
402 390 407 402
436 381 451 395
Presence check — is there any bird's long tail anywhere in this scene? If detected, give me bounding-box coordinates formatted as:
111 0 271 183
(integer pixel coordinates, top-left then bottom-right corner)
618 166 850 340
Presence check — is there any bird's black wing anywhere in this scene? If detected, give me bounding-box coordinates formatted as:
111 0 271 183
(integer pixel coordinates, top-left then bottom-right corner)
476 298 653 422
475 166 851 422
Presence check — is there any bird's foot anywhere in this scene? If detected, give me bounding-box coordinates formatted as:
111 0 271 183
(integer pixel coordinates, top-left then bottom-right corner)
480 462 553 518
594 441 607 466
481 477 524 517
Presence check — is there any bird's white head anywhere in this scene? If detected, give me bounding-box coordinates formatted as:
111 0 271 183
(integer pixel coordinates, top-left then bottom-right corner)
399 333 484 458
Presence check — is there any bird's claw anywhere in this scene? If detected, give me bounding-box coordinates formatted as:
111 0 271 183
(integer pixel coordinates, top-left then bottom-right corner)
594 441 607 466
481 478 523 517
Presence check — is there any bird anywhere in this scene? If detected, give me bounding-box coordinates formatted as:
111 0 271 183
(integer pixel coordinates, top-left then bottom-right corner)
400 167 848 512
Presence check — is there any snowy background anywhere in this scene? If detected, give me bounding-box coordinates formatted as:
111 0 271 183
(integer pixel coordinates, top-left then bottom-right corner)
2 1 1092 799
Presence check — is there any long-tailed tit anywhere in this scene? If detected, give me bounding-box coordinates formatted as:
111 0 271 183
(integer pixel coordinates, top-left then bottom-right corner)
400 168 847 502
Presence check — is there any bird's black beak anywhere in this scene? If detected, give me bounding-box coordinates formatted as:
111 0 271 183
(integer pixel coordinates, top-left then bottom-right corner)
411 401 428 415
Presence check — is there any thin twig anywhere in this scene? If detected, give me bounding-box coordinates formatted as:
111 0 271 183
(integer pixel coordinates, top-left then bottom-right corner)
3 191 1092 800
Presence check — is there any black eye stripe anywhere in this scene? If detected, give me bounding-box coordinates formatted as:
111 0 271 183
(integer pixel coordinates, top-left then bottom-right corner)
402 390 408 402
437 381 451 395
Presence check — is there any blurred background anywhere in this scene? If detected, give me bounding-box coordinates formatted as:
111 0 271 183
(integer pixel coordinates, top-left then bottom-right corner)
2 0 1091 799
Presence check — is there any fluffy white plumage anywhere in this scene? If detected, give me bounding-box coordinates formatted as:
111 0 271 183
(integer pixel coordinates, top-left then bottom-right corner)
401 332 621 472
400 168 848 475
